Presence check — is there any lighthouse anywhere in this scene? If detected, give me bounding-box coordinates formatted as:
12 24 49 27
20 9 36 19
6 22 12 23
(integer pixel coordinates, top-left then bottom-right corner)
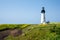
41 7 46 24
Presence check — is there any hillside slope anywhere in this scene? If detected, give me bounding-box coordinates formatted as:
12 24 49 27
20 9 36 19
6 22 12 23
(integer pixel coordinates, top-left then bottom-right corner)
0 24 60 40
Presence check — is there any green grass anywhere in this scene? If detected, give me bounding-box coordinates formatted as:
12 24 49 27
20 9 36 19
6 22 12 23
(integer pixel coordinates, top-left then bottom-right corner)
0 23 60 40
0 24 30 30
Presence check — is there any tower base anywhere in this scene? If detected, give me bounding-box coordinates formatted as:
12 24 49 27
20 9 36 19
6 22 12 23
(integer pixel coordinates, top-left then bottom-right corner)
41 22 46 24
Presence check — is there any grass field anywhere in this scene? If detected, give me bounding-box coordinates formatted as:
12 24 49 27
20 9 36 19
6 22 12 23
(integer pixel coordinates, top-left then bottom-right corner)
0 23 60 40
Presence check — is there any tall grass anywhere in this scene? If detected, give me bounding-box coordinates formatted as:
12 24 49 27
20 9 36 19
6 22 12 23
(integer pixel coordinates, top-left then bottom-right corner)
0 23 60 40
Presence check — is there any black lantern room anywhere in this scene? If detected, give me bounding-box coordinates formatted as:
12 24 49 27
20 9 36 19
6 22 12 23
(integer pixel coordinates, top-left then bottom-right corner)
41 7 45 13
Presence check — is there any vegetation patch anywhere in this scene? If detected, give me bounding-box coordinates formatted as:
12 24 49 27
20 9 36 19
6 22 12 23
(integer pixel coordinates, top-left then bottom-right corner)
0 23 60 40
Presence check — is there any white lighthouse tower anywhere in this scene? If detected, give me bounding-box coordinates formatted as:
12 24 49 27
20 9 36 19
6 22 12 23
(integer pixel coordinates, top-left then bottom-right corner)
41 7 46 24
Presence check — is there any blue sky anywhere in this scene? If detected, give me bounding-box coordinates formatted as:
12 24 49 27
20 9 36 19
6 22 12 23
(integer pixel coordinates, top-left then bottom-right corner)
0 0 60 24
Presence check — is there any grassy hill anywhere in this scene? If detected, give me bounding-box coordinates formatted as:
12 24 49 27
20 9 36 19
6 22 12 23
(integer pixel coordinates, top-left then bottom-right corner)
0 24 60 40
